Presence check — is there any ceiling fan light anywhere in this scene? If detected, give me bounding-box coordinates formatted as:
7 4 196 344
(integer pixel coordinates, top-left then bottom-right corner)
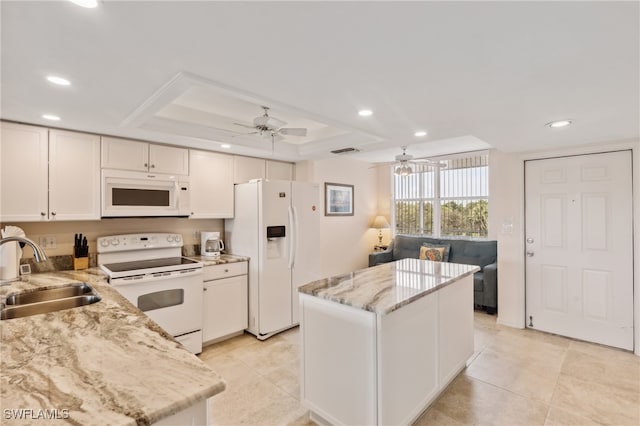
414 130 427 137
546 119 572 128
358 109 373 117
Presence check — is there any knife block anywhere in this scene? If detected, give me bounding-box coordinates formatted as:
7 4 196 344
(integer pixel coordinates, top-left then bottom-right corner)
73 256 89 270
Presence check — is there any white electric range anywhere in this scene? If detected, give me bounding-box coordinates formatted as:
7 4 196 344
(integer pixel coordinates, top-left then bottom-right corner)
97 233 203 354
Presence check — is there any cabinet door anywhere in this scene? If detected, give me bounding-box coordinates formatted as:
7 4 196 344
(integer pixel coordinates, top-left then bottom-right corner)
189 149 234 218
49 130 101 221
233 156 266 183
101 136 149 172
0 122 48 221
149 144 189 175
203 274 248 343
266 160 294 180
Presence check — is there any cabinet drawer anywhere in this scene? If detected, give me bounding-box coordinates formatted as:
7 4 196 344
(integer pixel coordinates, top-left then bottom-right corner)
203 262 247 281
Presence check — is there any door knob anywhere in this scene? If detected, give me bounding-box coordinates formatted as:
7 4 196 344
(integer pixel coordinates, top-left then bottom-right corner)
526 251 535 257
526 238 534 244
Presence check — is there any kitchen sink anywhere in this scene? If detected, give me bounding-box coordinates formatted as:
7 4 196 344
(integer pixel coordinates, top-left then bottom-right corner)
0 283 101 320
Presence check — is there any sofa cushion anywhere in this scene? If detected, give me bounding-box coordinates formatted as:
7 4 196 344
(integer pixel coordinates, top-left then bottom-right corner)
421 242 450 262
446 239 497 268
419 246 444 261
473 272 484 292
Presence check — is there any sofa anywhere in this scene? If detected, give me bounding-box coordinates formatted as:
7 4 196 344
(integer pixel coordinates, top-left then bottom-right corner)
369 235 498 313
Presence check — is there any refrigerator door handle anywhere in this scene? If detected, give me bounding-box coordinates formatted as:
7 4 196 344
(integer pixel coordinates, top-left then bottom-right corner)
288 205 295 269
291 206 299 268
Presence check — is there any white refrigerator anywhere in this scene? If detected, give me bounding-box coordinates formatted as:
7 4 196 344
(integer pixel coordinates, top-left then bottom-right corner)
225 180 321 340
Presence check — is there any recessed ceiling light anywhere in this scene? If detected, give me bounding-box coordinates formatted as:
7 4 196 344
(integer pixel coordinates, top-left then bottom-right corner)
69 0 98 8
220 144 231 149
358 109 373 117
414 131 427 137
46 75 71 86
42 114 61 121
546 119 572 128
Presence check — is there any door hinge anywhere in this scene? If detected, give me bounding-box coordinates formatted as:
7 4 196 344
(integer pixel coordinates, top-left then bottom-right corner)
529 315 534 327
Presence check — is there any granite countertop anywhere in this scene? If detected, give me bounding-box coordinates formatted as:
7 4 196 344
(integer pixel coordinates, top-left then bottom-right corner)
299 258 480 315
0 268 225 425
187 254 249 267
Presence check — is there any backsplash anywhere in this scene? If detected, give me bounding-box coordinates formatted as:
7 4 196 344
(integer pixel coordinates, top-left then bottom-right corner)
20 244 204 273
2 218 223 259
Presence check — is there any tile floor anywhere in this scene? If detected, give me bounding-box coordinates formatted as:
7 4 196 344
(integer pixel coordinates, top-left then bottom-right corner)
199 313 640 425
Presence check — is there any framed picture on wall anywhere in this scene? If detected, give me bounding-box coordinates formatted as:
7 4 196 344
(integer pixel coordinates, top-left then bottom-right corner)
324 182 354 216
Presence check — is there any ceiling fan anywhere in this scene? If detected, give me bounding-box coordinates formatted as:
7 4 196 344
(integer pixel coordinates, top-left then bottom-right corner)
234 106 308 143
375 146 447 176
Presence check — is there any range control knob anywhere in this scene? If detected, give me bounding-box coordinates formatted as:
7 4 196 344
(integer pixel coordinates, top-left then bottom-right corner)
167 235 175 242
110 238 120 246
174 235 181 243
100 239 110 247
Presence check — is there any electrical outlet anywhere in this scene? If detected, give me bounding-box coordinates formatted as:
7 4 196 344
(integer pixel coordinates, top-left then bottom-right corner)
39 235 57 249
194 231 200 240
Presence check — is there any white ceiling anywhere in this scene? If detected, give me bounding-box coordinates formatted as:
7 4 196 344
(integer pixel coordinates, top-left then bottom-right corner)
1 1 638 163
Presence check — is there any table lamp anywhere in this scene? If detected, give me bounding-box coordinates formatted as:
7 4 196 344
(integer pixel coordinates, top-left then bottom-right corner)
371 215 390 245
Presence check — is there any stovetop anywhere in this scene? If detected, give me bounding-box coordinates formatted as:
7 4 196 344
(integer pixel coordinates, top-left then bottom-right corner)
101 257 200 273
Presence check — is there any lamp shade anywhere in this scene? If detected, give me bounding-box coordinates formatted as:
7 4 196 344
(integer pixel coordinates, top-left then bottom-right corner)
371 215 390 229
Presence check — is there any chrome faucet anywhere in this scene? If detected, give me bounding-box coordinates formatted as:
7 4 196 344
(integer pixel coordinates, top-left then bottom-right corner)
0 236 48 262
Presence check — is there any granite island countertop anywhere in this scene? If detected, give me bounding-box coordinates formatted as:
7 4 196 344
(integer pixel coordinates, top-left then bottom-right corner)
0 268 225 425
299 258 480 315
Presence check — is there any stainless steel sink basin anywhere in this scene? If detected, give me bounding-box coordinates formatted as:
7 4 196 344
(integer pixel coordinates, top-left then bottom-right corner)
5 283 94 305
0 283 101 320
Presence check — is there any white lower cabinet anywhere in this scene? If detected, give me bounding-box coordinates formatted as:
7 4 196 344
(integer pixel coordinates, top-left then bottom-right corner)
203 262 248 344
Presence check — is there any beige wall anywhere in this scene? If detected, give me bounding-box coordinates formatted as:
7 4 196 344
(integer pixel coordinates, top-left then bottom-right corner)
489 140 640 355
296 157 379 277
2 218 223 258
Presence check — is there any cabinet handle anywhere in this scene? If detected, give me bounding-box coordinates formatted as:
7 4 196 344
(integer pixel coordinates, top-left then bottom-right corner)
204 288 208 291
51 212 56 216
150 164 155 169
224 269 229 273
191 212 194 216
144 163 148 168
40 212 46 216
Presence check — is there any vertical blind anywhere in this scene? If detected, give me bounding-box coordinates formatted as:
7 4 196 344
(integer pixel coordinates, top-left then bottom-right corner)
393 152 489 238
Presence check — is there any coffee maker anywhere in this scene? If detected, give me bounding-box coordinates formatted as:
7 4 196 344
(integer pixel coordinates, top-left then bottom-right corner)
201 231 224 259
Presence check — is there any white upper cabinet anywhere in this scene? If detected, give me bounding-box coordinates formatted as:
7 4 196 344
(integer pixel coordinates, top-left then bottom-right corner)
149 144 189 175
0 122 48 221
189 149 234 218
233 156 266 184
48 130 101 221
102 136 188 175
233 156 294 183
266 160 294 180
0 123 100 222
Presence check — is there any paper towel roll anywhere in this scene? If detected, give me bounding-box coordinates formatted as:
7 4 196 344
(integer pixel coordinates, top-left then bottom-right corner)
1 226 26 280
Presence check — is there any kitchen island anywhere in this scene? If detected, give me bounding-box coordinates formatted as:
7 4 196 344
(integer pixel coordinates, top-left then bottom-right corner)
0 269 225 425
298 258 480 426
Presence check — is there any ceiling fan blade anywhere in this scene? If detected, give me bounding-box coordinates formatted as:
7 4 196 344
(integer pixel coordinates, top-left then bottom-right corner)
233 122 256 129
279 127 307 136
231 131 258 138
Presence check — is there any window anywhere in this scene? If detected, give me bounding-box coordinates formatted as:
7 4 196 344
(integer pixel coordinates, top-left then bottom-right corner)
393 152 489 238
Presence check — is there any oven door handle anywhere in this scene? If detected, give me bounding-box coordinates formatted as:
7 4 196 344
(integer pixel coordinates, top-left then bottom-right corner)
109 268 202 285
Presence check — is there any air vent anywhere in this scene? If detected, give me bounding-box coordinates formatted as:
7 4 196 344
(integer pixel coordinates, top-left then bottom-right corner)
330 147 361 155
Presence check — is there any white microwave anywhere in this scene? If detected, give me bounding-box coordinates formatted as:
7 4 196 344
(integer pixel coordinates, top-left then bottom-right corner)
102 169 190 217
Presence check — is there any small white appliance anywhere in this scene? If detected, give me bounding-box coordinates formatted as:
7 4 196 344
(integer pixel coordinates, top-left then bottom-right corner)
97 233 203 354
101 169 190 217
225 180 321 340
201 231 224 259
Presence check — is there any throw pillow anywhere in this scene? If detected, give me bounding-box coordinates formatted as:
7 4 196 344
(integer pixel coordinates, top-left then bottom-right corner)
419 246 444 261
421 243 451 262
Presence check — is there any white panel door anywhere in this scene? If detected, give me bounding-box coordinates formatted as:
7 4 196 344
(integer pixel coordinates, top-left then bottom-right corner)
266 160 294 180
188 149 234 218
291 181 321 324
0 122 48 221
148 144 189 175
258 180 293 335
233 156 266 183
101 136 149 172
203 274 248 342
49 130 101 221
525 151 633 350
